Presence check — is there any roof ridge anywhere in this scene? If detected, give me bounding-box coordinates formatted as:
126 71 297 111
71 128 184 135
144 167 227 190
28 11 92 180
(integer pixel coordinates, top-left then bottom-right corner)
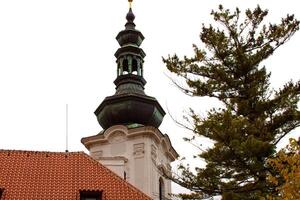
81 152 153 200
0 149 84 155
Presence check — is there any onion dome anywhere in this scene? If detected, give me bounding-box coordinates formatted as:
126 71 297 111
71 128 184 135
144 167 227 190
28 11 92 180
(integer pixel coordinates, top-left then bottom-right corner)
94 5 165 129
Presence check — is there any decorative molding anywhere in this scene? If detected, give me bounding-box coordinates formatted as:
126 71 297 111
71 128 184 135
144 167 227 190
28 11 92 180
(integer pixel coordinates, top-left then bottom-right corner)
91 150 103 160
157 164 171 177
151 144 157 162
133 143 144 158
81 125 179 161
97 156 128 162
108 131 126 144
166 164 171 171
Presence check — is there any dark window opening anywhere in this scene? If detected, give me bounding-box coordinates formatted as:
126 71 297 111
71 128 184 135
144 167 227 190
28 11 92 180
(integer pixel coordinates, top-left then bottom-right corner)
80 190 102 200
159 177 165 200
124 171 127 180
132 59 138 75
117 63 121 76
122 59 129 74
0 188 3 199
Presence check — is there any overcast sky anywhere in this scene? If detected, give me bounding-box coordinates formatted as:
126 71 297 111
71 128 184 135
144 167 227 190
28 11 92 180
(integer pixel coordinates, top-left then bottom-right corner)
0 0 299 193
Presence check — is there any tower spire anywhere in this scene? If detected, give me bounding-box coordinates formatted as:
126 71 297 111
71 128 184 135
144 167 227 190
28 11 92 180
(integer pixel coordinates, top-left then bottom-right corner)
82 3 178 200
94 1 165 129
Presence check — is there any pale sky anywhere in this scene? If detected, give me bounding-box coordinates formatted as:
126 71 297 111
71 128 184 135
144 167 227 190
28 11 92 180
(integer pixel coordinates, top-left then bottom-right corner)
0 0 300 194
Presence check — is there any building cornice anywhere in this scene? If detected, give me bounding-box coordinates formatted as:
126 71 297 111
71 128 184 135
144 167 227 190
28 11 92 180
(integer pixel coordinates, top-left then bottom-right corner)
81 125 179 161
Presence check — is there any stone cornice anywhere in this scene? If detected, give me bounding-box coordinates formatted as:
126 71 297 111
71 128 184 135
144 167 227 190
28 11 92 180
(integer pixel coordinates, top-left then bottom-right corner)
81 125 179 161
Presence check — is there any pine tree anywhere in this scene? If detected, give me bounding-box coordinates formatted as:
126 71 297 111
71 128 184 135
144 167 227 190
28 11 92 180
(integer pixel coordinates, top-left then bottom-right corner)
163 5 300 200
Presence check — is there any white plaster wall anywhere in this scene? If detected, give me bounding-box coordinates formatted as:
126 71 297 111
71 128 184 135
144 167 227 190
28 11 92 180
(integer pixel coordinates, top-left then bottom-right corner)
88 127 174 200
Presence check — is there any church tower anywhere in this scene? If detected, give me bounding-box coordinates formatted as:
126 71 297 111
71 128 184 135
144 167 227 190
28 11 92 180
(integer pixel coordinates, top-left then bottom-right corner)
81 2 178 199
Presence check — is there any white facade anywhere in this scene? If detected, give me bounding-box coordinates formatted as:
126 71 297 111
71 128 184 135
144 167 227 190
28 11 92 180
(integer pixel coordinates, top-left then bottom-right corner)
82 125 178 200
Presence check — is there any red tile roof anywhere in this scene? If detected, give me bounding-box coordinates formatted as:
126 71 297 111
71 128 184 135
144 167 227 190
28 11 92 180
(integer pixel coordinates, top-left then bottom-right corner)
0 150 152 200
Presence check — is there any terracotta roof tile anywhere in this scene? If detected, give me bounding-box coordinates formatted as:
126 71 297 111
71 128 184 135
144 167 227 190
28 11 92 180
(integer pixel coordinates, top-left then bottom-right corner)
0 150 152 200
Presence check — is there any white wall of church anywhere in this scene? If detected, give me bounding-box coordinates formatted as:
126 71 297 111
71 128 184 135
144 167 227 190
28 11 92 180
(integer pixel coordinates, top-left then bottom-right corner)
86 125 176 200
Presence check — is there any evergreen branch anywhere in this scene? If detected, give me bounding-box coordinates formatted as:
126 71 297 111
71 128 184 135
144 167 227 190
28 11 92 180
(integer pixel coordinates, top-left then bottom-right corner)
163 5 300 199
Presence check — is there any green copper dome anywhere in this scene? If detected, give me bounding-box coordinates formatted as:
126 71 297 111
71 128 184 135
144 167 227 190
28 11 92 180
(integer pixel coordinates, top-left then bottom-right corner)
94 7 165 129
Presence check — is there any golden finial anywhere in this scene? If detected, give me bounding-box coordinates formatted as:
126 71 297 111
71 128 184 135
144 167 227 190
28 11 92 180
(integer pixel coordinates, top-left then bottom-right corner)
128 0 133 8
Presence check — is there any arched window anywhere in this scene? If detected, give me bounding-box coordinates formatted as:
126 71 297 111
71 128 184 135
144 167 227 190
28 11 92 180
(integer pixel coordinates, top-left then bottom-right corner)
132 59 138 75
122 59 129 75
159 177 165 200
117 62 121 76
